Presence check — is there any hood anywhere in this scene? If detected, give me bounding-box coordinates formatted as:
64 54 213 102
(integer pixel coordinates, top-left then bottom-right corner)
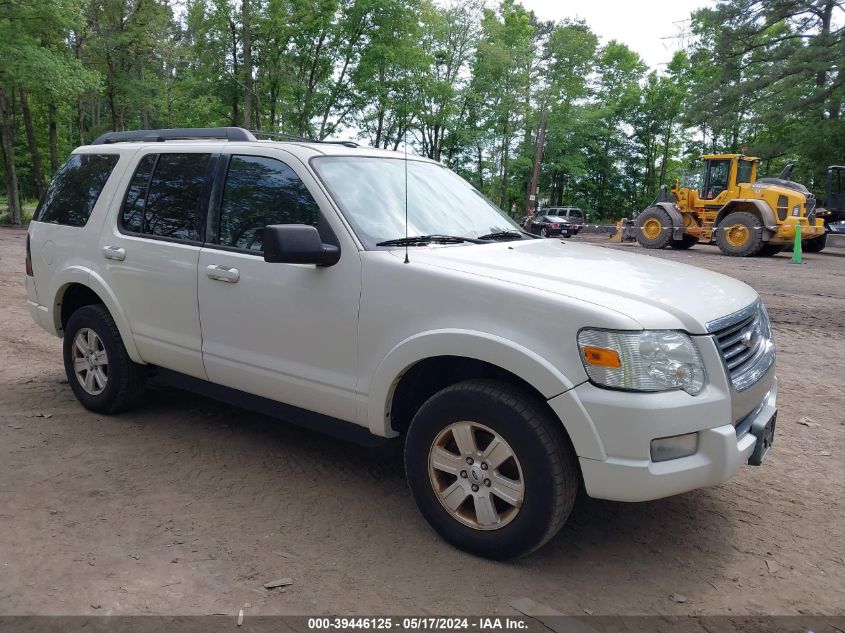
402 239 758 334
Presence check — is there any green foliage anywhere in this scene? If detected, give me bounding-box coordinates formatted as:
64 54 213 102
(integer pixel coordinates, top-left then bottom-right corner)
1 0 842 224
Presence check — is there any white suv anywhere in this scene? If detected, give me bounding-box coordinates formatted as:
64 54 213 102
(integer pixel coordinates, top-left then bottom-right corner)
25 127 777 559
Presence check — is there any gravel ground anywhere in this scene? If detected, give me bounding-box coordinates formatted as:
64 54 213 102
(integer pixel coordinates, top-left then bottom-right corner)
0 226 843 617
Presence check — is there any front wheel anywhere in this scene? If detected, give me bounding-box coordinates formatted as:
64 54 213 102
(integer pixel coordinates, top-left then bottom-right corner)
540 227 548 237
404 379 579 559
715 211 764 257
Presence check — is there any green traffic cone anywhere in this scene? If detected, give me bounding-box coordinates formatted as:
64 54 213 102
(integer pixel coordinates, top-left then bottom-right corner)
791 222 803 264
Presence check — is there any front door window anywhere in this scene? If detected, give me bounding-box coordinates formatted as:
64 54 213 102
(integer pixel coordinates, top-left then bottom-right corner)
703 160 730 200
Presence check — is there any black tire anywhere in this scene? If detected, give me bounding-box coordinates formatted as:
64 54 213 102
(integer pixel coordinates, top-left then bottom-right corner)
562 231 572 238
715 211 765 257
669 234 698 250
63 304 146 414
540 227 548 237
404 379 579 559
634 206 673 249
803 232 827 253
758 243 785 257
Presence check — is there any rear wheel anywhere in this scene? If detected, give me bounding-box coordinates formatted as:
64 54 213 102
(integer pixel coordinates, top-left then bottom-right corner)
669 234 698 250
63 304 146 414
803 232 827 253
404 379 579 559
635 207 673 249
715 211 764 257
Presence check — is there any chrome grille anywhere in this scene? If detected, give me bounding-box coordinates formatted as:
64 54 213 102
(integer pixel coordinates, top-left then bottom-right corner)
708 301 775 392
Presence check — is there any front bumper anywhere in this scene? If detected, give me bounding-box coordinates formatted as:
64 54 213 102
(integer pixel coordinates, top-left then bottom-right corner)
578 383 775 502
548 335 777 502
771 218 824 243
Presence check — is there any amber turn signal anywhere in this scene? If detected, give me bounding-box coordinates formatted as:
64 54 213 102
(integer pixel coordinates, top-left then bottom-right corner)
582 346 621 368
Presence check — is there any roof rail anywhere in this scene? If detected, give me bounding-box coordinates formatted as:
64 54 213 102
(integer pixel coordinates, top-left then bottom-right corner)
90 127 257 145
250 130 358 148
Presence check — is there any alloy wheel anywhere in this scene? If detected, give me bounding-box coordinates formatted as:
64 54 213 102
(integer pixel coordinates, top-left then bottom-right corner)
72 328 109 395
428 421 524 531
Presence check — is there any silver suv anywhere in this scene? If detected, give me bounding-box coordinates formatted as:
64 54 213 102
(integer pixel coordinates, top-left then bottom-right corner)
26 127 777 559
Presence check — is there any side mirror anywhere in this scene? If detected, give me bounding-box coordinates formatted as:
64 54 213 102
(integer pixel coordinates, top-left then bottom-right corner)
263 224 340 267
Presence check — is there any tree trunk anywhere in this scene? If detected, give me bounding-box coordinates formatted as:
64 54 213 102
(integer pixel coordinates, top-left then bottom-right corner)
0 87 23 225
526 107 548 215
229 18 240 126
19 89 47 198
242 0 253 129
48 101 59 172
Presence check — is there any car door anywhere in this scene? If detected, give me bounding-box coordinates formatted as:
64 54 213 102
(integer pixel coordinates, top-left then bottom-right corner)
97 149 220 379
197 149 361 423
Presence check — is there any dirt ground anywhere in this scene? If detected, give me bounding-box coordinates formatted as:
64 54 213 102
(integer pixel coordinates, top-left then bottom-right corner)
0 225 843 617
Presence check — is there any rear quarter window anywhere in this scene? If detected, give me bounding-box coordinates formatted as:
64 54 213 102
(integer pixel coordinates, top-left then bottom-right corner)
34 154 120 226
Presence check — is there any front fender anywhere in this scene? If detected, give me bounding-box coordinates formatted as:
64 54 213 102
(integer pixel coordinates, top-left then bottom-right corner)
716 200 777 239
365 329 603 455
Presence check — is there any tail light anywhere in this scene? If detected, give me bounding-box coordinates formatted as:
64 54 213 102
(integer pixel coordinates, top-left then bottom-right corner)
552 223 559 228
25 234 33 276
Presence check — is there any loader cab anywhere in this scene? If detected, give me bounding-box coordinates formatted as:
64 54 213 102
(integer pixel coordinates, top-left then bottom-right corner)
698 155 758 201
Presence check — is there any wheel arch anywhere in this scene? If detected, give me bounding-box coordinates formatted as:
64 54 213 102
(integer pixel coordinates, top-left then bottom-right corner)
52 272 144 364
715 200 777 240
366 330 601 457
651 202 687 240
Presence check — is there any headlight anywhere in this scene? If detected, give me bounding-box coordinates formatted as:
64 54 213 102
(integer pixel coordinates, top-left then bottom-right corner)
577 329 706 395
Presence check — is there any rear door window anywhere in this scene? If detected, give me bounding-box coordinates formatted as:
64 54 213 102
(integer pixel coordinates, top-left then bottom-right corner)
120 153 213 242
120 154 157 233
35 154 119 226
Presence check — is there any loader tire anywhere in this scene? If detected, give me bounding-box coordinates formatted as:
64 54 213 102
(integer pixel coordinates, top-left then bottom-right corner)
715 211 764 257
635 207 673 249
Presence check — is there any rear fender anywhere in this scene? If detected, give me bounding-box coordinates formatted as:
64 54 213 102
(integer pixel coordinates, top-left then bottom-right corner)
653 202 686 240
52 269 144 364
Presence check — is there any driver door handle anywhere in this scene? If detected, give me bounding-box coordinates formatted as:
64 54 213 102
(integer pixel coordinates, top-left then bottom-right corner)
206 264 240 283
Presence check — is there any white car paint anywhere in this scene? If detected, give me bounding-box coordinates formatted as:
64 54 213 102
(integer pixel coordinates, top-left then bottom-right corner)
26 137 777 503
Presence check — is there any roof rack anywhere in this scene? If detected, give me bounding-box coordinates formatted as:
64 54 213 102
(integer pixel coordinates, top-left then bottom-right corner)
91 127 257 145
250 130 359 148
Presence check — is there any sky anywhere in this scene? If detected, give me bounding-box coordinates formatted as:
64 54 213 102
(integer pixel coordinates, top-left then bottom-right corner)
517 0 715 70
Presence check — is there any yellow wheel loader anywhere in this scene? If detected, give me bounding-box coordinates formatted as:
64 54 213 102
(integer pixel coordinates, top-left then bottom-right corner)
634 154 826 257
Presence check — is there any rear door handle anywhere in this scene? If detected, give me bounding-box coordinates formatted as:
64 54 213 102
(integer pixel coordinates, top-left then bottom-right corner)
206 264 240 283
102 245 126 261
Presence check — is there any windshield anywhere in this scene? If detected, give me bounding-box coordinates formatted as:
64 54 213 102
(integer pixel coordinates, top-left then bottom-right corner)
312 156 523 248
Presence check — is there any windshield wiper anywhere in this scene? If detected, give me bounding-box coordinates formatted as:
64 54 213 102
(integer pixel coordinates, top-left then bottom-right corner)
376 234 485 246
476 230 527 241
